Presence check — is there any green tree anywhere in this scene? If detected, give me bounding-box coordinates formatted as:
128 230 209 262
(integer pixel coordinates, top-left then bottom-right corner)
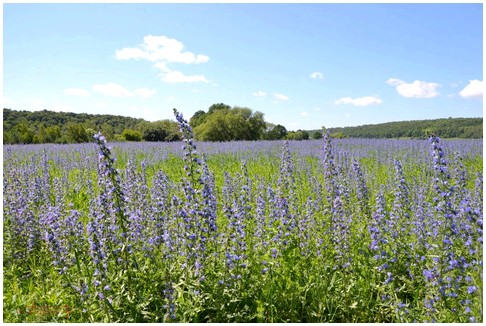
194 110 231 141
263 124 288 140
270 124 288 140
311 131 323 139
246 109 266 140
330 132 345 139
64 122 89 143
286 130 309 140
143 127 168 142
424 128 435 138
85 128 96 140
189 110 207 128
45 125 62 143
33 123 48 144
138 120 180 142
122 129 142 141
157 119 180 141
207 103 231 115
194 105 266 141
101 123 115 141
10 122 35 144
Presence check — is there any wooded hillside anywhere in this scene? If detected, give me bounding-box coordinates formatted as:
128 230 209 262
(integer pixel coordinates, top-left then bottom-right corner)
3 107 482 144
323 117 482 139
3 108 180 144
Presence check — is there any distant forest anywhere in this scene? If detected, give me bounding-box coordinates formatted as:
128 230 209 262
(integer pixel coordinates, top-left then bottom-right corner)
3 107 483 144
325 117 482 139
3 105 319 144
3 108 178 144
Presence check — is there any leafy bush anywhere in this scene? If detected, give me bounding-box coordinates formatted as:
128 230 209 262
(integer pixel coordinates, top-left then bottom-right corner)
121 129 142 141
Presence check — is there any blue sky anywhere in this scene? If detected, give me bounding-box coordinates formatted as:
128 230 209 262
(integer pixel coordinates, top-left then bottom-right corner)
3 3 483 129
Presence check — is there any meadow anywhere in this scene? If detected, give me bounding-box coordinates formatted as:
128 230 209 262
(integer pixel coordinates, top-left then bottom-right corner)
3 111 483 322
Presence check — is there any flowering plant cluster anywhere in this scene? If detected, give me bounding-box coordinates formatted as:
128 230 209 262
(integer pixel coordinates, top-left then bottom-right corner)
3 111 482 322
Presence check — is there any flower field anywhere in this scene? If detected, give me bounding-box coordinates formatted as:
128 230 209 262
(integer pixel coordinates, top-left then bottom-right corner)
3 111 483 322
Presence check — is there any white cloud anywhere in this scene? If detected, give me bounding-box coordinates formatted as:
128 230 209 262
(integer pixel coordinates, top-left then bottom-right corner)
64 87 90 97
159 70 208 84
154 61 170 72
116 35 209 84
386 78 403 87
253 90 267 97
115 47 146 61
310 71 324 79
459 80 483 98
335 95 382 106
92 83 157 97
313 107 322 111
387 78 440 98
300 111 309 116
273 93 289 101
116 35 209 64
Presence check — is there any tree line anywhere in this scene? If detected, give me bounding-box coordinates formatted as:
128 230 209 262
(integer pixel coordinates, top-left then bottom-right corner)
3 106 482 144
323 117 482 139
3 105 320 144
3 108 181 144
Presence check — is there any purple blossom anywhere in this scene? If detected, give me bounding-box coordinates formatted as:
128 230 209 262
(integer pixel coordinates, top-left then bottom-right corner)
467 286 476 294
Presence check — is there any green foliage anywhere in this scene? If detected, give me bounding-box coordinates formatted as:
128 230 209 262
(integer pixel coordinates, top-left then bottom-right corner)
189 110 208 128
330 132 345 139
64 122 89 143
286 130 309 140
143 127 167 142
8 122 35 144
121 129 142 141
326 117 483 139
193 104 266 141
3 109 183 144
263 124 287 140
3 138 483 322
46 125 63 143
100 123 115 140
311 131 323 139
137 120 180 142
207 103 231 114
3 108 482 145
3 108 144 144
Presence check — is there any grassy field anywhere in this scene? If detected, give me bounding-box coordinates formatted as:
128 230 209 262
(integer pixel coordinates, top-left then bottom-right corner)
3 114 483 322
